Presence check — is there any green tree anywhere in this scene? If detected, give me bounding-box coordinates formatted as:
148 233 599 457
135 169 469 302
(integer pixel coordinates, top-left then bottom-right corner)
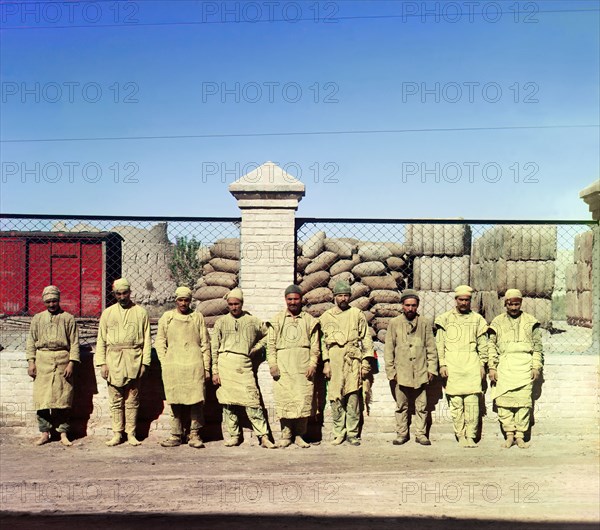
169 237 204 289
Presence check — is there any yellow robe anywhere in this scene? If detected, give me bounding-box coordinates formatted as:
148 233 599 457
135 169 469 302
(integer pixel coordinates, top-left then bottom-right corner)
489 312 543 407
319 306 374 401
26 310 80 409
155 310 211 405
435 309 488 395
267 310 320 419
95 303 151 388
211 312 268 408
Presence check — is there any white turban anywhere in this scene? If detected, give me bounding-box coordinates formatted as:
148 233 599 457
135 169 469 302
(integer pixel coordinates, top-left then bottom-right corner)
225 288 243 301
505 288 523 300
112 278 130 291
175 286 193 299
454 285 473 298
42 285 60 301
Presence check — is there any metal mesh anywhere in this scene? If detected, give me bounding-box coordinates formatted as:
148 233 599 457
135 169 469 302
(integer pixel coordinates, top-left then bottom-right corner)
0 215 240 350
296 219 596 354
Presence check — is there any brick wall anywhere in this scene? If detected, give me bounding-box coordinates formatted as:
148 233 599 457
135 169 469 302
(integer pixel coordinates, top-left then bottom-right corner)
2 348 597 441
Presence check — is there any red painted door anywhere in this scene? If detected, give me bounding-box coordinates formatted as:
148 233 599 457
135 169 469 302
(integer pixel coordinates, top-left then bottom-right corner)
51 242 81 315
28 242 52 314
81 243 103 316
0 238 26 314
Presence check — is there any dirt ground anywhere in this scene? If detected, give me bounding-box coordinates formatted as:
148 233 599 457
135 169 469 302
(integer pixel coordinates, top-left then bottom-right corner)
0 428 598 530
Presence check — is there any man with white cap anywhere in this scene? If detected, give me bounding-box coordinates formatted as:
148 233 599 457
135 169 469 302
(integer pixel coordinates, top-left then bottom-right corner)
26 285 80 446
435 285 488 448
384 289 438 446
155 286 211 449
96 278 151 446
211 288 275 449
319 281 374 446
488 289 544 449
267 284 320 448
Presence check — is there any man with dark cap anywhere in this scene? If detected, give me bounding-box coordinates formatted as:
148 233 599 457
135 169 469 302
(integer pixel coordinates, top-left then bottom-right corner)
26 286 80 446
96 278 151 447
384 289 438 446
319 281 374 446
267 285 320 448
488 289 544 449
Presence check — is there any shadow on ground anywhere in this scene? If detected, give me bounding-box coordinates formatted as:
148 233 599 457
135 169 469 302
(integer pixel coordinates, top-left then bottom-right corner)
1 513 596 530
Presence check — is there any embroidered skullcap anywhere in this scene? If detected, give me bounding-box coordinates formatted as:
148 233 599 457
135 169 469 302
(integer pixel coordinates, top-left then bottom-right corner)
333 281 351 295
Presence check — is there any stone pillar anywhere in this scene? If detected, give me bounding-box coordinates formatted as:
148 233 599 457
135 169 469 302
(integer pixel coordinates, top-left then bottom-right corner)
229 162 304 321
579 179 600 354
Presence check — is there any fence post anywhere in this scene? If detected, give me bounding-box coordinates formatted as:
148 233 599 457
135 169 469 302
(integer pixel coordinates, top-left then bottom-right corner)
229 162 305 320
579 180 600 354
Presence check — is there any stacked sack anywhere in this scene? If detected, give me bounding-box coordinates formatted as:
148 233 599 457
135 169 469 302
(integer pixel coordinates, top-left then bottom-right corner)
193 237 240 327
471 226 557 327
297 231 410 343
407 224 471 322
565 230 594 328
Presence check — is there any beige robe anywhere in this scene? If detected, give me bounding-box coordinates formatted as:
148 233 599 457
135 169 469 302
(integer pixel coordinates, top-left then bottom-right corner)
26 310 80 409
95 303 151 388
384 313 438 388
319 306 374 401
211 312 268 408
267 310 320 419
155 310 211 405
489 311 543 407
435 309 488 395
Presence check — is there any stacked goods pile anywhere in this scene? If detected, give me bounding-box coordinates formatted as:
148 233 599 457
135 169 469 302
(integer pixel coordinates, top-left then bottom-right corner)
193 237 240 327
566 230 594 328
297 231 410 343
407 224 472 321
471 226 557 327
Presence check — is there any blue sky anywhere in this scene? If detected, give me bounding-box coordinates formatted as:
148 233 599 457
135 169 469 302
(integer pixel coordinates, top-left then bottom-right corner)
1 0 598 219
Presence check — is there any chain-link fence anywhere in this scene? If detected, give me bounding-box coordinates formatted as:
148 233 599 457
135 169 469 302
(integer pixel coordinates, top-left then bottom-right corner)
295 219 596 354
0 215 240 350
2 215 596 354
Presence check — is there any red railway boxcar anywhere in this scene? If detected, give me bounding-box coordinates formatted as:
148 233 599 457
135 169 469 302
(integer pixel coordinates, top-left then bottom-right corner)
0 231 122 317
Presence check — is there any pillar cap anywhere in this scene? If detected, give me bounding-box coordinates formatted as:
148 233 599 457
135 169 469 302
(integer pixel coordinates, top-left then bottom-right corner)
229 161 305 194
579 179 600 221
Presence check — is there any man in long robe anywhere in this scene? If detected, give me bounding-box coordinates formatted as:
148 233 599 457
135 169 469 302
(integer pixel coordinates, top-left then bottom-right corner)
211 288 275 449
384 289 438 446
435 285 488 448
96 278 151 446
155 286 211 448
26 285 80 446
488 288 544 449
319 281 373 446
267 285 320 448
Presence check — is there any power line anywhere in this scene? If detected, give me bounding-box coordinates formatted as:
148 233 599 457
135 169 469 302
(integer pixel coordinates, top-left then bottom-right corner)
2 124 598 143
0 8 597 30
